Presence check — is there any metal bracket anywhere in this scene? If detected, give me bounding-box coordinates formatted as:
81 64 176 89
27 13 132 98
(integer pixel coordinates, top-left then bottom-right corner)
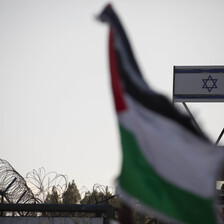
215 128 224 146
182 102 204 136
181 102 224 146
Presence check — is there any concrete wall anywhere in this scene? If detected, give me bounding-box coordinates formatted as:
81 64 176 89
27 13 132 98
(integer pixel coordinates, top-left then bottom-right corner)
0 217 104 224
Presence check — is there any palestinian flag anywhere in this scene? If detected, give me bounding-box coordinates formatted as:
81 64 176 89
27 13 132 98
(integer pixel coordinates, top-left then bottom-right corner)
98 4 224 224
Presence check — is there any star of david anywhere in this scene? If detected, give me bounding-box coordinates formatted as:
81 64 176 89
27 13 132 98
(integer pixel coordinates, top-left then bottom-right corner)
202 75 217 92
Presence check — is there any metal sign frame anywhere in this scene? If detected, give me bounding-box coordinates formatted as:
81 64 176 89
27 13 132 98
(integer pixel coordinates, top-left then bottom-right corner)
173 66 224 145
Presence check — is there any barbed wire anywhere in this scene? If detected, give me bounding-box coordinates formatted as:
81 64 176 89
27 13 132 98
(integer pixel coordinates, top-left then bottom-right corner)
79 183 117 205
93 183 115 193
0 158 117 206
0 158 39 205
25 167 68 203
0 159 119 218
79 185 90 199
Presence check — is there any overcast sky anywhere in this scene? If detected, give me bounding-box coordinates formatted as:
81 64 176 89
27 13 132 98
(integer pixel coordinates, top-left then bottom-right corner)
1 0 224 190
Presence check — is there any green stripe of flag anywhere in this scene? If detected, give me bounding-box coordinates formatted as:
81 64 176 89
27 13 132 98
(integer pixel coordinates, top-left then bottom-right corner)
119 125 216 224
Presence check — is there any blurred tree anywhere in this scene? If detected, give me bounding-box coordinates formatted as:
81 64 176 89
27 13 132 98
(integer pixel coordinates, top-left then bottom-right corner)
62 180 81 204
80 190 92 204
45 186 60 204
80 184 120 210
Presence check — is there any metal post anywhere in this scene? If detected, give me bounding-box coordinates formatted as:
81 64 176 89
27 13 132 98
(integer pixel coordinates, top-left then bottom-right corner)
0 177 17 216
16 191 27 204
105 206 114 224
215 128 224 146
2 177 17 196
182 102 204 136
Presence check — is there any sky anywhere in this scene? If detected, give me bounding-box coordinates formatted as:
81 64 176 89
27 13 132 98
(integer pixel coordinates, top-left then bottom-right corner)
1 0 224 191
